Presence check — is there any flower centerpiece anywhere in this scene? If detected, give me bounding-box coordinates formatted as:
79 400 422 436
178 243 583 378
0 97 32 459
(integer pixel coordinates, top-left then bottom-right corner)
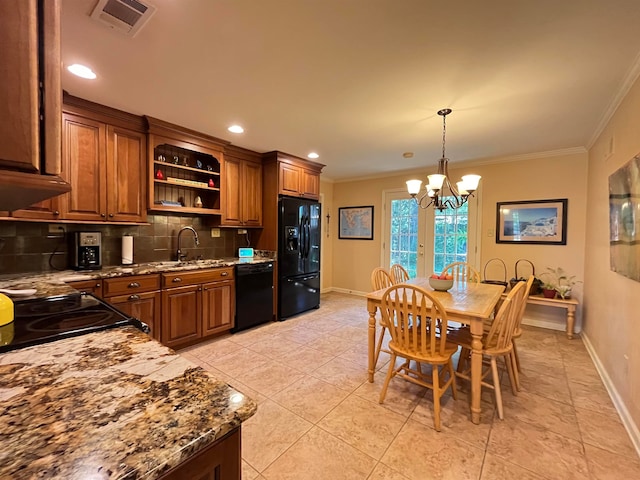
540 267 581 299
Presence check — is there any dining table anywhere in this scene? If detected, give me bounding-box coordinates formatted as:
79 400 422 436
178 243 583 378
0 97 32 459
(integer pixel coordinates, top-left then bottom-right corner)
366 278 505 425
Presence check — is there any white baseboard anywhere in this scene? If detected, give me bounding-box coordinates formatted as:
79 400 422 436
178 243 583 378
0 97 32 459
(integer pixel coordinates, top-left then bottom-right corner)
582 332 640 458
522 317 568 332
327 287 367 296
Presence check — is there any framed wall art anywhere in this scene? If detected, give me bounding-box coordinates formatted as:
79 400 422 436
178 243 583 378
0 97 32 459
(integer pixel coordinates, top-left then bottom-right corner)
496 199 568 245
609 153 640 281
338 206 374 240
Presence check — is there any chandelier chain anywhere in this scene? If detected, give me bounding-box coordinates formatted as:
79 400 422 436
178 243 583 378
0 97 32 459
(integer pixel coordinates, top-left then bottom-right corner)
442 113 447 159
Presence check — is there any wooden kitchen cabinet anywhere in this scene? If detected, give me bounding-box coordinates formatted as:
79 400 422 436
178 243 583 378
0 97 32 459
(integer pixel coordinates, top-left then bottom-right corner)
0 0 70 211
147 117 229 216
103 274 162 340
222 145 262 227
268 152 323 200
161 267 235 349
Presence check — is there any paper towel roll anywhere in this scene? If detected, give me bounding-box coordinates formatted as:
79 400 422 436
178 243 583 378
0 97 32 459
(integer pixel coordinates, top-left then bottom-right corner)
122 235 133 265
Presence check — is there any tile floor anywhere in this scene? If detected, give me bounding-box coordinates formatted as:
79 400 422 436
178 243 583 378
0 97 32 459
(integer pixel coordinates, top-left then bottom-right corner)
179 292 640 480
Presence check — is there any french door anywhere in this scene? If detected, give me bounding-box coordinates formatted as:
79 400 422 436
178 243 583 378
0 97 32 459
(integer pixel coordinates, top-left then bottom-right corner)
382 189 480 277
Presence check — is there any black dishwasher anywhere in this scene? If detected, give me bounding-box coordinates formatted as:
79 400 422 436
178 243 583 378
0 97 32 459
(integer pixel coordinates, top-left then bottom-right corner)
233 262 274 332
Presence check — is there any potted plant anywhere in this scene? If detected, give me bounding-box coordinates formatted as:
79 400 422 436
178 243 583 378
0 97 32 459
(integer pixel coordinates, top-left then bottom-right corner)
540 281 557 299
541 267 581 300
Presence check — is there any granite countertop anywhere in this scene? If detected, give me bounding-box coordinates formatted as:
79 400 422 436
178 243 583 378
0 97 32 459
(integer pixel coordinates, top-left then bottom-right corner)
0 326 257 479
0 256 275 300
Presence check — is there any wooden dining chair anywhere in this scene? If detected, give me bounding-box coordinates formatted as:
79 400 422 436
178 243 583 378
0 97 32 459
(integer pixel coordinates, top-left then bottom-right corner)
371 267 393 367
442 261 481 283
449 281 527 420
389 264 410 284
510 275 535 390
378 284 458 431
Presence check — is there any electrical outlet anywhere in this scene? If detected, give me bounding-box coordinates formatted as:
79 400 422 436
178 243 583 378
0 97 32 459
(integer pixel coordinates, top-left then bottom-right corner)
238 229 247 234
47 225 64 236
210 228 220 238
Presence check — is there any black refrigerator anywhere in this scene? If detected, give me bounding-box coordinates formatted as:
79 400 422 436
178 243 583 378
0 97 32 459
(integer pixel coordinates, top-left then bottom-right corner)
278 197 321 319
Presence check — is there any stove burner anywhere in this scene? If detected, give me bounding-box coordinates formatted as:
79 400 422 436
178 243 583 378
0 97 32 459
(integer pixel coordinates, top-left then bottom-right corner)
0 293 149 354
26 309 115 333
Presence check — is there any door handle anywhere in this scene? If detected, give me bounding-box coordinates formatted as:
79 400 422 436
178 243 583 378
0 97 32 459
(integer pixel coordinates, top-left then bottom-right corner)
128 294 140 301
172 277 182 283
128 282 140 288
220 272 228 276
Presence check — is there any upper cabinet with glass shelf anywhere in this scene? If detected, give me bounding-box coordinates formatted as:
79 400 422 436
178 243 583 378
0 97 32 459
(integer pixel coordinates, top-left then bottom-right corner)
146 117 230 215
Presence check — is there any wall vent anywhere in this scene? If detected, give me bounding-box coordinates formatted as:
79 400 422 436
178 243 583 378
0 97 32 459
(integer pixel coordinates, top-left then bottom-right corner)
90 0 156 37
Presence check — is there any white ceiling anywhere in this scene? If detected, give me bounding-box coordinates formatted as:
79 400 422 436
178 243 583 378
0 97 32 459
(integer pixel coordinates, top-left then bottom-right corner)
61 0 640 181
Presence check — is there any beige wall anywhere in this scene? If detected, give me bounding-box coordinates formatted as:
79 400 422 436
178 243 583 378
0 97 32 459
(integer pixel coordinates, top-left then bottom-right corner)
584 74 640 435
329 151 588 321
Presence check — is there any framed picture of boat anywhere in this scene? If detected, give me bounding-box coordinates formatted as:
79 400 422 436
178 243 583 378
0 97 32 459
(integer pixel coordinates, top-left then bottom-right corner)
496 199 568 244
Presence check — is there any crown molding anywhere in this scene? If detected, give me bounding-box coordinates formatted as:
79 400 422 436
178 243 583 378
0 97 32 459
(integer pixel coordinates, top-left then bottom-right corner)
331 147 587 184
587 49 640 149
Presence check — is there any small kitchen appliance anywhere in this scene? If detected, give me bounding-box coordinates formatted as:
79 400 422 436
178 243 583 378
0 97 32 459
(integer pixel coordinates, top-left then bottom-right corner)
72 232 102 270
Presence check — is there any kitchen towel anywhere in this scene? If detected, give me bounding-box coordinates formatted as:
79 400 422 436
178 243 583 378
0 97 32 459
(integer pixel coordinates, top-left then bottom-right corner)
122 235 133 265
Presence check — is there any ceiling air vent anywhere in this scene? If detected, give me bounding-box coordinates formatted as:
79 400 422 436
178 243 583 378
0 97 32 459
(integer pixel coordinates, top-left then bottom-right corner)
90 0 156 37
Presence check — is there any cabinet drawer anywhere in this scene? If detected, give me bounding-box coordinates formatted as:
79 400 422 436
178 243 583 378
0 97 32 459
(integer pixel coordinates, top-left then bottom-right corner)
162 267 234 288
103 274 161 297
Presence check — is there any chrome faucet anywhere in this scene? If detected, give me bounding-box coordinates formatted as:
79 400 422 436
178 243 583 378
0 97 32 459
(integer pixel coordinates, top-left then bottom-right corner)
177 226 200 261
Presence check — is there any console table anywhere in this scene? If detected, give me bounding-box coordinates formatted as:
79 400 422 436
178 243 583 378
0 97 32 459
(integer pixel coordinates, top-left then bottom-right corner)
502 293 579 339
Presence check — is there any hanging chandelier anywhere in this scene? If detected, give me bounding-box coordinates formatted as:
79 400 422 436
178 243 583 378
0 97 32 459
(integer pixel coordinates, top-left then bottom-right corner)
406 108 481 211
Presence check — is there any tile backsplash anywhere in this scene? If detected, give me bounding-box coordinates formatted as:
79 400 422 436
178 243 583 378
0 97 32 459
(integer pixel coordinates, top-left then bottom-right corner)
0 216 256 274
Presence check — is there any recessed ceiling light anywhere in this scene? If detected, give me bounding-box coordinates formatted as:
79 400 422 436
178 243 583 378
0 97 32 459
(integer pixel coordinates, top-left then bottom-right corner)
307 152 319 159
228 125 244 134
67 64 97 79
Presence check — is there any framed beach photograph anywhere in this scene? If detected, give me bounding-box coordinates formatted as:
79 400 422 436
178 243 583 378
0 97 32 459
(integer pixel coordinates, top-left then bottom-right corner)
496 199 568 245
339 206 374 240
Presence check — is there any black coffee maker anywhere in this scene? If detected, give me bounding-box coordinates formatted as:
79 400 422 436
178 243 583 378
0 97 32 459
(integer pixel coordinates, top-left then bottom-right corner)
71 232 102 270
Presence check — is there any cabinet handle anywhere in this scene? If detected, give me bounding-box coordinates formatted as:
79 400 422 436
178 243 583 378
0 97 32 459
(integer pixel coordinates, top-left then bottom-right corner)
198 287 202 291
96 283 101 288
220 272 228 276
172 277 182 283
128 294 140 301
109 213 114 218
128 282 140 288
100 213 106 217
54 211 59 215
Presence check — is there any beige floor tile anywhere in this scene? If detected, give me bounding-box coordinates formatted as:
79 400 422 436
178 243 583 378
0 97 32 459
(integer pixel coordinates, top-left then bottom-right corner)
410 390 493 449
317 395 407 459
367 463 410 480
353 372 426 417
505 366 572 404
230 327 277 347
515 349 566 376
226 378 268 404
242 459 260 480
242 400 312 472
187 337 244 361
568 380 618 416
563 350 598 370
271 375 349 423
311 356 369 392
380 419 485 480
331 324 369 341
575 407 637 457
304 318 346 333
279 345 335 372
235 360 305 397
306 334 357 355
245 336 306 359
500 390 582 441
488 417 590 479
273 326 326 344
213 348 271 377
262 426 376 480
480 453 546 480
566 363 604 387
583 443 640 480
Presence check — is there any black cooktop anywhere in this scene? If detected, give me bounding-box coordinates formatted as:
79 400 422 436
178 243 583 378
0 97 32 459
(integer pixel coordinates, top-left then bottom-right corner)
0 293 149 354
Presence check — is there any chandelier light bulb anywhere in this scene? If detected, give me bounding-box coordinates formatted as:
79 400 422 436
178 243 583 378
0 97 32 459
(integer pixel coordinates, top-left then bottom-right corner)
427 174 446 191
406 179 422 195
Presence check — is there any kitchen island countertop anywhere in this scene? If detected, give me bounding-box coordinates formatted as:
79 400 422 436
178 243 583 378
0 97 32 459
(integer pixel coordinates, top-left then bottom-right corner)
0 326 257 479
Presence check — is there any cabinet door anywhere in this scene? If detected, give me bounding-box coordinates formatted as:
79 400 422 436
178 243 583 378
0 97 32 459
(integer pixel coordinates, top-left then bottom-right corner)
108 291 161 341
201 280 234 336
162 285 201 348
107 125 146 222
0 0 39 172
279 164 301 196
301 169 320 199
222 157 242 226
61 113 107 221
243 161 262 226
